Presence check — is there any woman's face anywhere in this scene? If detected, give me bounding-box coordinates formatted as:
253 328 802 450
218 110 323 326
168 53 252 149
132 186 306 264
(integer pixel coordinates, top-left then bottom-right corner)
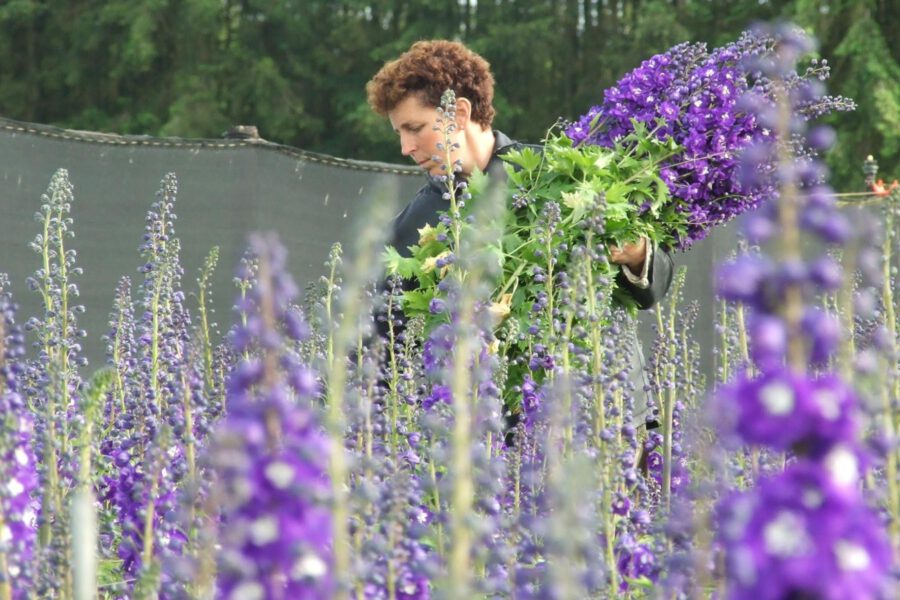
388 94 462 177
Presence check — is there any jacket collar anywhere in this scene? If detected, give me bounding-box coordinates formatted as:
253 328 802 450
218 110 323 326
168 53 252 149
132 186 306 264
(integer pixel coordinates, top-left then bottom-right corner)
486 130 516 175
425 129 517 188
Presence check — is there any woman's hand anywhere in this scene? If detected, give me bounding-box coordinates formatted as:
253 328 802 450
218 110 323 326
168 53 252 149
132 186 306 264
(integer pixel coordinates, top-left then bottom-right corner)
608 237 648 273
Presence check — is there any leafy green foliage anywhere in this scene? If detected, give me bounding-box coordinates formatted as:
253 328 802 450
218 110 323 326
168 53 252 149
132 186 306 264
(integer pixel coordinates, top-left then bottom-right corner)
383 122 679 409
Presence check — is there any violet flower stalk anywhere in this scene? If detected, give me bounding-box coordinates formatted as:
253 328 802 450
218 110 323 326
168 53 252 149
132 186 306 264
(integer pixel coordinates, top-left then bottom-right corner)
0 275 38 600
24 168 87 597
208 233 333 599
99 175 201 595
713 23 892 599
318 175 398 598
196 246 221 399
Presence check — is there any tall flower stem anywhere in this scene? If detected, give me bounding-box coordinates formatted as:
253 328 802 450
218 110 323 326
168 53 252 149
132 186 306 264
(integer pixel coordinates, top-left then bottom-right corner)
880 205 899 541
774 85 806 374
326 178 395 597
733 303 762 477
37 200 60 551
448 300 474 600
322 246 351 600
72 370 109 600
719 300 730 383
197 246 219 396
658 270 685 511
580 233 618 591
0 515 9 600
0 301 12 600
387 298 401 456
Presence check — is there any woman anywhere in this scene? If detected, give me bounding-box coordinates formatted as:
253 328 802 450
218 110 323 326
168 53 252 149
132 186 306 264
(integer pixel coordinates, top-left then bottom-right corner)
366 40 673 425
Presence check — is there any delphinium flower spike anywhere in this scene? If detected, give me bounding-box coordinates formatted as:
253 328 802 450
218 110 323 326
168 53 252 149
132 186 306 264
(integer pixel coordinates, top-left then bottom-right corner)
23 168 87 596
0 274 38 599
206 232 333 599
196 245 221 397
713 23 892 600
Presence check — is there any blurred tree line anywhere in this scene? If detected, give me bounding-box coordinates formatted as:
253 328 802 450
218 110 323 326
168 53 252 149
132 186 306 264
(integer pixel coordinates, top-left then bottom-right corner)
0 0 896 188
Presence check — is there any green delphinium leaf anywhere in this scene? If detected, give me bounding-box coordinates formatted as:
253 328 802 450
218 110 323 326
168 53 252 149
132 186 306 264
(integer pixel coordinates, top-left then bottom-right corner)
591 149 615 172
401 288 435 313
560 187 597 224
604 181 635 205
382 245 422 280
502 147 543 173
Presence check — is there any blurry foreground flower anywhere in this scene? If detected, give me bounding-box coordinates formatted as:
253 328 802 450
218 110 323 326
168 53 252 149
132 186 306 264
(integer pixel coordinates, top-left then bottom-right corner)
718 460 890 600
207 234 333 599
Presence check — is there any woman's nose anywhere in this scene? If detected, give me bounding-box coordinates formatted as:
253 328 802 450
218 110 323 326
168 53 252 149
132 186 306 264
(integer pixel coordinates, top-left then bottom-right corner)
400 135 415 156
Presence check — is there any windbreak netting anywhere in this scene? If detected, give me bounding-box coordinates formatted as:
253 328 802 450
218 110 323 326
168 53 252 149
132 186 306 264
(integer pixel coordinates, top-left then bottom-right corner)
0 117 421 363
0 116 736 372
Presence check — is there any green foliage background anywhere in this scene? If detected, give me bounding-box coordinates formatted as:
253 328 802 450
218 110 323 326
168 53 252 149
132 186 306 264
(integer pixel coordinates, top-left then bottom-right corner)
1 0 896 189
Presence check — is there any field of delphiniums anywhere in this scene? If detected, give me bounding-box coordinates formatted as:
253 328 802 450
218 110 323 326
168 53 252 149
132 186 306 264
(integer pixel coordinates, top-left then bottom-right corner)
1 23 898 600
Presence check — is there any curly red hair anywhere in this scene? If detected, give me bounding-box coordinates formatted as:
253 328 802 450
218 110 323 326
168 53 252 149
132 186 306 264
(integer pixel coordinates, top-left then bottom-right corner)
367 40 496 128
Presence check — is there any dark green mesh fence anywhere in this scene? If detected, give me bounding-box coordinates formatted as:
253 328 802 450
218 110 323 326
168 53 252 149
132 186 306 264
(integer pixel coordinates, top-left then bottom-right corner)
1 117 423 364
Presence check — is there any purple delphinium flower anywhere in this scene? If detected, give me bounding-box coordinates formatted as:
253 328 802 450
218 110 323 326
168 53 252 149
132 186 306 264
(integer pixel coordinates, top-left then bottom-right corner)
0 275 39 598
615 532 658 590
519 375 543 427
22 169 87 595
567 31 853 247
207 233 333 599
713 23 891 599
101 175 198 587
716 369 858 456
717 459 891 600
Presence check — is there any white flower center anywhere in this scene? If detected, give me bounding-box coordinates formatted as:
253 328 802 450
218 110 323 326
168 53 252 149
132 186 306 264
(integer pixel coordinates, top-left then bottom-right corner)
813 389 841 420
249 516 279 546
7 478 24 496
835 541 871 571
14 447 29 466
229 581 264 600
293 553 328 579
759 381 795 416
825 446 859 488
0 525 11 543
733 547 756 585
724 496 755 540
264 461 295 489
802 489 823 508
764 511 809 557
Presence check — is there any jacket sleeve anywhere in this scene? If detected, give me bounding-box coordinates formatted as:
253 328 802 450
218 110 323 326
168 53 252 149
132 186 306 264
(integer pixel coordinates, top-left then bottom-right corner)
614 244 674 310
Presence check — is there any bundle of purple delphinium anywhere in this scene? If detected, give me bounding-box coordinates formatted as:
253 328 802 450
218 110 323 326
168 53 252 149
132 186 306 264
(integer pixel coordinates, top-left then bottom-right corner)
566 29 855 248
713 24 891 599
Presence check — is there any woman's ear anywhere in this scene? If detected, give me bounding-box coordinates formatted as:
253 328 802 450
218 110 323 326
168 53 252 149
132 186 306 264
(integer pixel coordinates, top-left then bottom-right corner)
455 97 472 128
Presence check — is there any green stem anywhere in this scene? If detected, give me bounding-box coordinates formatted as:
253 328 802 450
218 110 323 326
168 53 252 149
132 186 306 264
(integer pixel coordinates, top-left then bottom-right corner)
719 300 729 387
0 529 9 600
